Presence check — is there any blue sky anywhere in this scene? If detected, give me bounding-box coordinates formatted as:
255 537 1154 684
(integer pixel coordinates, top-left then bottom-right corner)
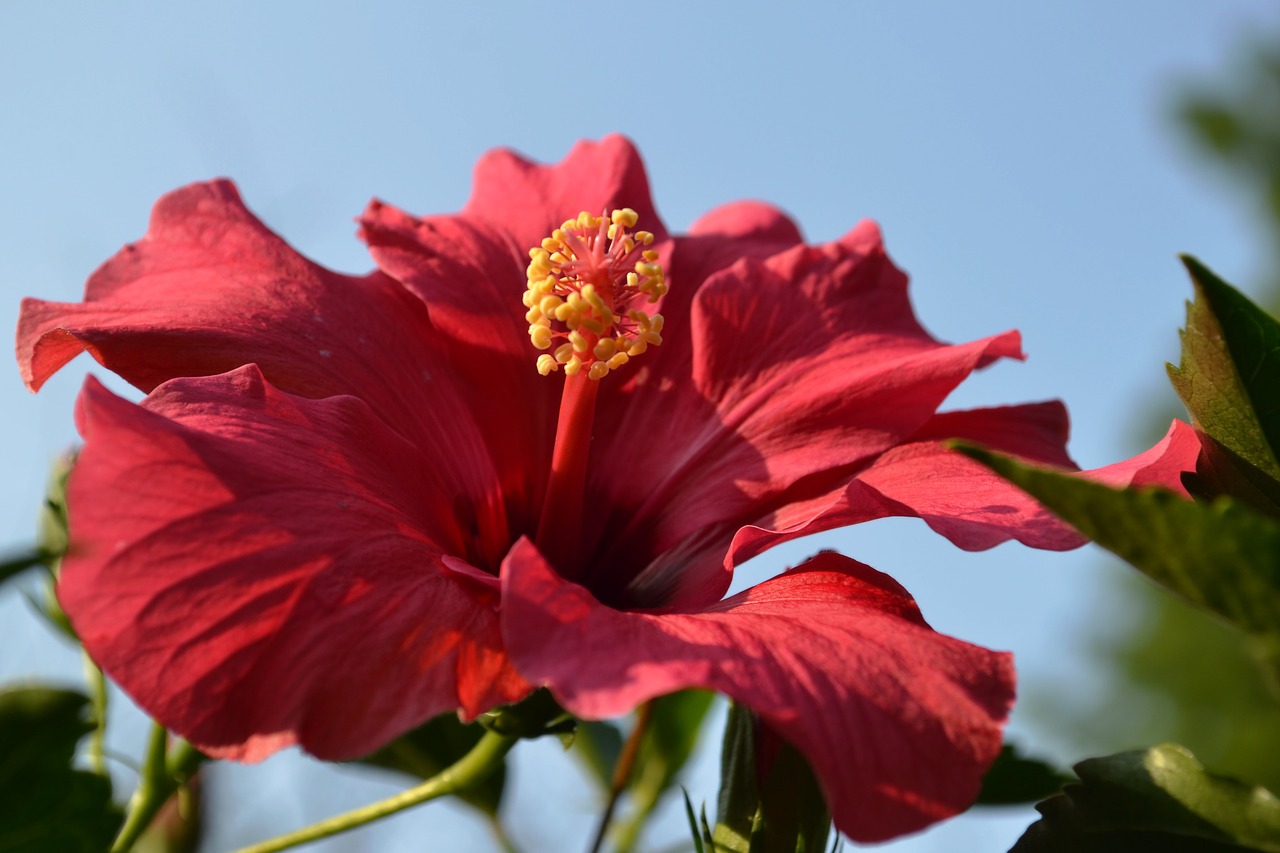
2 3 1278 850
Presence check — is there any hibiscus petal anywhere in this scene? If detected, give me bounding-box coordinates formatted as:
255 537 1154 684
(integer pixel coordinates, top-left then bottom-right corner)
16 180 517 569
462 134 668 251
865 402 1084 549
729 411 1206 566
687 199 806 246
357 202 557 543
501 539 1014 842
584 222 1025 607
1087 419 1201 495
357 138 672 547
63 367 529 761
729 402 1084 562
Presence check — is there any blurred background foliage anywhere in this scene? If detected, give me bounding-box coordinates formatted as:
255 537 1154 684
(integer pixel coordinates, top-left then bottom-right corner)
1047 31 1280 794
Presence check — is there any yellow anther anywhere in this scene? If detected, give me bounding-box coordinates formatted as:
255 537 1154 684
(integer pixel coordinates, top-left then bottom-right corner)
530 325 553 349
593 338 617 360
523 207 667 378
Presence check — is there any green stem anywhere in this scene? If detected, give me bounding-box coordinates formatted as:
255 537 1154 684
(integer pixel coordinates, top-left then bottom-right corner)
83 652 108 776
167 739 204 779
110 727 204 852
235 730 518 853
111 723 170 853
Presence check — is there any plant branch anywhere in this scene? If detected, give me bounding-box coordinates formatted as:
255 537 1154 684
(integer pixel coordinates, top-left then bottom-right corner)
83 652 108 775
234 729 518 853
110 726 204 852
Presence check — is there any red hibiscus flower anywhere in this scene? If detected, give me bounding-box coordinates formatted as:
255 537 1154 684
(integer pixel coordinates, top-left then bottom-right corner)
14 137 1195 841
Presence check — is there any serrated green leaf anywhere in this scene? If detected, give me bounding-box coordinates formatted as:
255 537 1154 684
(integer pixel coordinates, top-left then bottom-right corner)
1168 257 1280 483
1188 432 1280 517
0 685 123 853
957 446 1280 646
976 745 1072 806
356 712 505 816
1011 744 1280 852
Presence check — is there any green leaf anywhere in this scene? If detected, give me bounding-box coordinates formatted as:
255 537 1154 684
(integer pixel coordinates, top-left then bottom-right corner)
0 549 46 587
356 712 505 816
572 720 624 791
1168 257 1280 483
711 702 831 853
956 446 1280 646
682 789 707 853
1011 744 1280 852
755 742 831 853
0 685 123 853
976 745 1072 806
712 701 759 853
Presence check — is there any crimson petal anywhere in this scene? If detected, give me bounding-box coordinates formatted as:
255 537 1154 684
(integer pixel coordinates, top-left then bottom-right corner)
462 134 668 252
585 222 1025 607
501 539 1014 842
1087 419 1201 494
63 367 529 761
17 180 516 568
729 402 1083 563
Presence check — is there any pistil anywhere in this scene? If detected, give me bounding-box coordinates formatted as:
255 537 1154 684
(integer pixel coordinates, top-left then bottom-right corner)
534 373 599 576
525 209 666 576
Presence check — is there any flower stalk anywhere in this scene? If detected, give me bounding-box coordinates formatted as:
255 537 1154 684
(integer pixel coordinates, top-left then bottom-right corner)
234 729 518 853
83 651 108 775
111 725 203 852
